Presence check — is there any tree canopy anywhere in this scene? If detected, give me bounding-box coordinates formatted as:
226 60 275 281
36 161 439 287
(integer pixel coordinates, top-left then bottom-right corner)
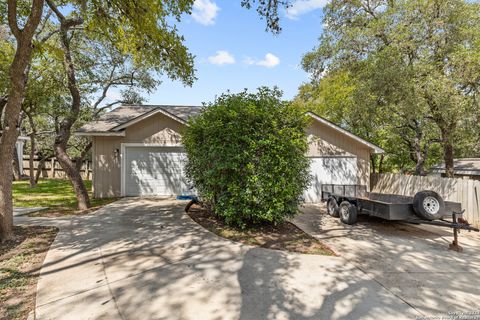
298 0 480 176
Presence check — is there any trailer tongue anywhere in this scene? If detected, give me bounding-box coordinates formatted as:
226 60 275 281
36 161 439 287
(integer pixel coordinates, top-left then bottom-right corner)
321 184 479 252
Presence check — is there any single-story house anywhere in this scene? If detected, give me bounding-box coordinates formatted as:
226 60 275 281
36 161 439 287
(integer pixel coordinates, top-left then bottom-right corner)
77 105 384 202
430 158 480 181
0 131 30 174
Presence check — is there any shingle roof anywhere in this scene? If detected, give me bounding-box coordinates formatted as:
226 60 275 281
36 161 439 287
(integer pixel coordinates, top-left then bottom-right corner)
77 105 202 134
431 158 480 176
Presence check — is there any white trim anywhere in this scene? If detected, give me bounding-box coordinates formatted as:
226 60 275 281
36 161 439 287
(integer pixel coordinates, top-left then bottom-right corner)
75 131 126 137
120 143 184 197
306 112 385 154
113 108 187 131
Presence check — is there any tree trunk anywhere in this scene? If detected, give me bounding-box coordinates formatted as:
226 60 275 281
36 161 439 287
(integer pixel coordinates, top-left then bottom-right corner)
370 155 377 174
378 154 385 174
50 14 90 210
1 0 45 242
35 156 46 183
74 141 92 173
12 144 22 180
26 110 37 187
55 144 91 210
444 141 455 178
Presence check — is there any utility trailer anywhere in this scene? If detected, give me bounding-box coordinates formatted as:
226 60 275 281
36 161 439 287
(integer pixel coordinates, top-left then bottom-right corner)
321 184 479 252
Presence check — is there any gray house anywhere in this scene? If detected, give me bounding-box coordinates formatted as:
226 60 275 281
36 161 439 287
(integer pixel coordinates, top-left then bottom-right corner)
77 105 384 202
431 158 480 180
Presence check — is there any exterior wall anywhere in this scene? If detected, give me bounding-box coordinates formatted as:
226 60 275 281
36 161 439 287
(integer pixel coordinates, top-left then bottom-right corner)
92 114 374 198
306 120 372 188
92 113 185 198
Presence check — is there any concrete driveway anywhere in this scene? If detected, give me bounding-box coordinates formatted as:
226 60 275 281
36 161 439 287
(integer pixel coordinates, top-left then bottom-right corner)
294 204 480 318
15 199 428 320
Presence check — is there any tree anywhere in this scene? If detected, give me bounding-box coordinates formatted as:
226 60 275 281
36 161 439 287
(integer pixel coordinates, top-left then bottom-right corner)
301 0 480 177
183 87 311 228
0 0 44 242
0 0 293 241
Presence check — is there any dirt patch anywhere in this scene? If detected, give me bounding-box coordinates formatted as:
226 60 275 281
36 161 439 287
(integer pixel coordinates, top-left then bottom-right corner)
0 226 58 320
187 204 335 255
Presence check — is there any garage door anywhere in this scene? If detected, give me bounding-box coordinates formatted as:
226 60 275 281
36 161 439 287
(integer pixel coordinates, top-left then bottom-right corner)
123 146 191 197
304 156 358 203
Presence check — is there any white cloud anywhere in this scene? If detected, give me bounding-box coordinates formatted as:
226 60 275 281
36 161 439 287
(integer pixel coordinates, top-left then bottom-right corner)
286 0 328 19
192 0 220 25
208 50 236 65
244 53 280 68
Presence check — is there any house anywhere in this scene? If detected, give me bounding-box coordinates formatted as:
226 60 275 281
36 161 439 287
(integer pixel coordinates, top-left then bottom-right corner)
15 135 30 175
0 131 30 175
77 105 384 202
430 158 480 181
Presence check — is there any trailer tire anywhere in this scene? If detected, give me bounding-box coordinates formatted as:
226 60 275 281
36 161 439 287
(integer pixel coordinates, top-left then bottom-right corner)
413 190 445 220
339 201 358 225
327 197 339 217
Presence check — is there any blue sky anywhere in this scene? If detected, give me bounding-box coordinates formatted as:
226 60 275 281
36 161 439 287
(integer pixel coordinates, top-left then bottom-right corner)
141 0 327 106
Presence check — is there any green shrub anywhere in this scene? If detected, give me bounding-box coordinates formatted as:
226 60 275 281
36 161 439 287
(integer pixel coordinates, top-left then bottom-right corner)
183 87 311 228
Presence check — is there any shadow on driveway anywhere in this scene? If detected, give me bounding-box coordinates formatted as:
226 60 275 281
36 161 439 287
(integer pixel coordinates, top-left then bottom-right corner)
16 199 421 320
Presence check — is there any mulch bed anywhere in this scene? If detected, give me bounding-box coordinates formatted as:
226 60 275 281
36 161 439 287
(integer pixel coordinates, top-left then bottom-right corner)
0 226 58 320
187 204 335 255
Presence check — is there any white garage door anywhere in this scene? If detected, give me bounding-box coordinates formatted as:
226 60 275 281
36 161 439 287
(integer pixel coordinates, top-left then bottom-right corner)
304 156 358 203
123 146 191 197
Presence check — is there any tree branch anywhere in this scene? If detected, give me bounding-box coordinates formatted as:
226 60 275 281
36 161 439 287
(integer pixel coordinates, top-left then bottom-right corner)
7 0 21 39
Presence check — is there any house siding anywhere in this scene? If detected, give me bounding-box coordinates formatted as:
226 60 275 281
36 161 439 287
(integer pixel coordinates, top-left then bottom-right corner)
92 114 373 198
92 113 185 198
306 120 371 188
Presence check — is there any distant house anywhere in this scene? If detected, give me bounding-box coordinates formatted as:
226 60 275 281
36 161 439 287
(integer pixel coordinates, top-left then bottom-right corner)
0 131 29 174
430 158 480 181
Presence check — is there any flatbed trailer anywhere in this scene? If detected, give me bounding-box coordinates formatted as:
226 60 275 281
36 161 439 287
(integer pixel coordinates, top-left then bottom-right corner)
320 184 479 252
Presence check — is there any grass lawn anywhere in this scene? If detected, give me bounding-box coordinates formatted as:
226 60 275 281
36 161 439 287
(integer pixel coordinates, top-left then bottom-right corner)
188 204 335 256
0 226 58 320
13 179 118 217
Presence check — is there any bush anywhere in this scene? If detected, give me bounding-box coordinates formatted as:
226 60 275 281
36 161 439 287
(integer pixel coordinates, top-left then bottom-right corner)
183 87 311 228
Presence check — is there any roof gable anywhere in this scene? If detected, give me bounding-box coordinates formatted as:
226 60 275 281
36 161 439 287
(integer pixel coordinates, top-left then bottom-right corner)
77 104 202 134
306 112 385 154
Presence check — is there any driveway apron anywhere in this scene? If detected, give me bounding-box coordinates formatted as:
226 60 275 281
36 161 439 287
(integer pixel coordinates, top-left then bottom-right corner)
16 199 422 320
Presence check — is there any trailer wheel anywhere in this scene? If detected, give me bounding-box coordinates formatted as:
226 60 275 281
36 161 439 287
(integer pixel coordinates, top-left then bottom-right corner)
327 197 339 217
413 190 445 220
339 201 358 225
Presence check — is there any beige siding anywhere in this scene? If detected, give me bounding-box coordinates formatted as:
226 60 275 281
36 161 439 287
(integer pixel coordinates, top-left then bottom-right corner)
306 120 372 188
92 113 185 198
92 113 374 198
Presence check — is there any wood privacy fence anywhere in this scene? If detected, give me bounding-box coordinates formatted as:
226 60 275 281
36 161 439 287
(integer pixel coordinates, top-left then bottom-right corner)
371 173 480 227
22 157 92 180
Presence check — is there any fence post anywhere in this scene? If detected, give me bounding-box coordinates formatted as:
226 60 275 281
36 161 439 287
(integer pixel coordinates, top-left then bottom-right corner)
50 158 55 178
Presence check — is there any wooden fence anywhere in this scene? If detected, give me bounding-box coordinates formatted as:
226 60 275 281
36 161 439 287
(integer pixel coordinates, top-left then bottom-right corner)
22 157 92 180
371 173 480 227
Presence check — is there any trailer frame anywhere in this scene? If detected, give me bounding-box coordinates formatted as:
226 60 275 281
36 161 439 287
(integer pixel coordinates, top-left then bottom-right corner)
320 184 479 252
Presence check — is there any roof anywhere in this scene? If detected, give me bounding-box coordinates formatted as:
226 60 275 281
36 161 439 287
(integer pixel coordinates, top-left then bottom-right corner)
431 158 480 176
76 105 384 154
77 105 202 135
306 112 385 154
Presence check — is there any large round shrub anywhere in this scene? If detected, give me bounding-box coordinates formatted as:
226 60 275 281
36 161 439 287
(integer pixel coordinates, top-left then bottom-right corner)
183 87 311 228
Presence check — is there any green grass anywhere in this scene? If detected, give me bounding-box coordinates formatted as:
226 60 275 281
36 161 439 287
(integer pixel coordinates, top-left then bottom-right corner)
13 179 117 215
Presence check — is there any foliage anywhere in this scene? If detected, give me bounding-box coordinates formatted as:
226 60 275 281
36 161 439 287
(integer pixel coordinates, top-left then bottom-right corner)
184 88 311 228
299 0 480 176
